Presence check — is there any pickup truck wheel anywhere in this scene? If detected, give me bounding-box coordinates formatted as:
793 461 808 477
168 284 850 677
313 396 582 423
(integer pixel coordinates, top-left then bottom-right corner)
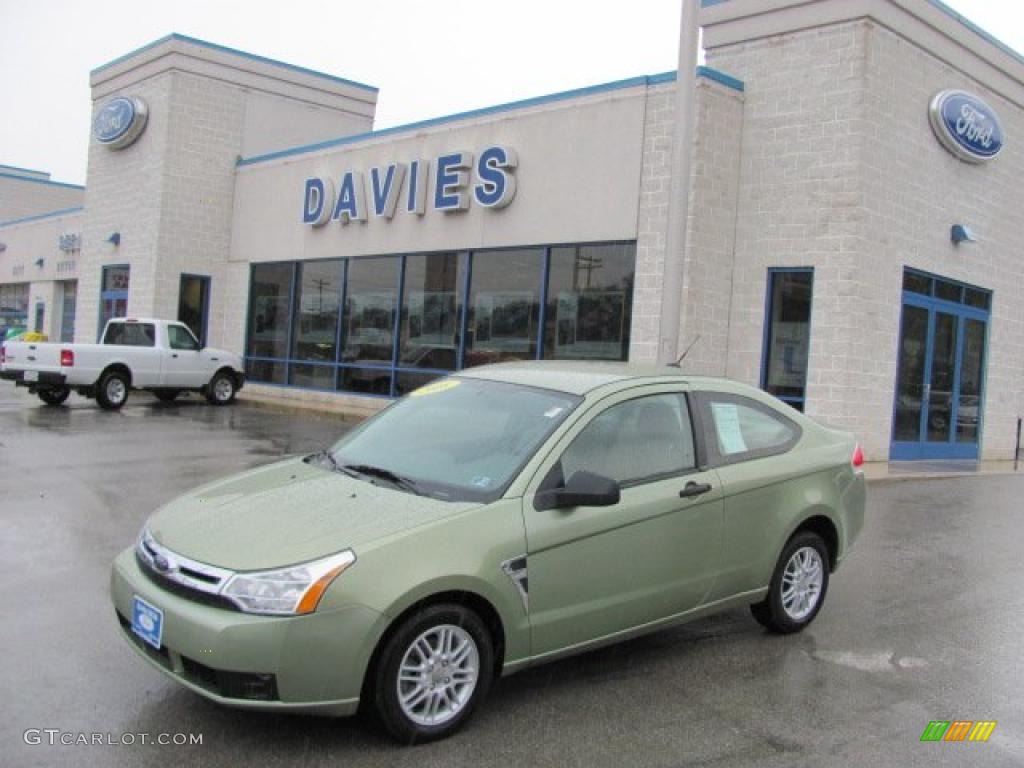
155 390 180 403
97 371 130 410
38 386 71 406
206 371 237 405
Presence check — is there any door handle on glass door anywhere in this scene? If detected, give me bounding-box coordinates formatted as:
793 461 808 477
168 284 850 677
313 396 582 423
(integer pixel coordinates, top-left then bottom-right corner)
679 481 712 498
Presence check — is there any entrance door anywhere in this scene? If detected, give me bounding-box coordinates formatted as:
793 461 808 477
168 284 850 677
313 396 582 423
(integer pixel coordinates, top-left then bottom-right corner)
891 271 990 460
60 281 76 342
178 274 210 347
99 265 130 339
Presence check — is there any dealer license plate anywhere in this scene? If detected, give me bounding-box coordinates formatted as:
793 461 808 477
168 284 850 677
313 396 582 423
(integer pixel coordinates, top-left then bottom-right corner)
131 596 164 650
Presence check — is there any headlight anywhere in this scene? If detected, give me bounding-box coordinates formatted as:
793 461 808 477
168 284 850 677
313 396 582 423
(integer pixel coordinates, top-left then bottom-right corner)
221 550 357 616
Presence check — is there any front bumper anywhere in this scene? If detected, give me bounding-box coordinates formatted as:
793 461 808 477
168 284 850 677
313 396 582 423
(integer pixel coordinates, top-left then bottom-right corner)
110 548 383 715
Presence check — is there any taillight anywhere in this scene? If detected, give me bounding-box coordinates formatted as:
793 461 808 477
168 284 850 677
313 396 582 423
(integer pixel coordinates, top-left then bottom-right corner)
0 346 5 364
60 349 74 367
851 443 864 470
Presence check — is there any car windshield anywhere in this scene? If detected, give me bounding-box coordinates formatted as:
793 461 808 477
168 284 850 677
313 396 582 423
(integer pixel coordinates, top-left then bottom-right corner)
327 377 581 502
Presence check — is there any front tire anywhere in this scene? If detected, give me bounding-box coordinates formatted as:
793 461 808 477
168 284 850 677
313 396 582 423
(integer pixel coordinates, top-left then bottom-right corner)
371 604 494 744
206 371 237 405
38 386 71 406
96 371 129 410
751 531 829 634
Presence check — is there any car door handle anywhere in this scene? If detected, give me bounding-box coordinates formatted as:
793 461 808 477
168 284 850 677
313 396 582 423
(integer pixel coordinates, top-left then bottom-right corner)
171 353 179 358
679 481 712 498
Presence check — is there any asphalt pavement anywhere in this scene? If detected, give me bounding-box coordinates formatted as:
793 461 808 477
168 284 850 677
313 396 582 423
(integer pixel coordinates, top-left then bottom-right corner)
1 385 1021 768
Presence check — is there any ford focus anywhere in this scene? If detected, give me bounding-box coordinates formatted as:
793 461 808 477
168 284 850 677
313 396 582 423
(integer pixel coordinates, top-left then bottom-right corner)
110 362 865 743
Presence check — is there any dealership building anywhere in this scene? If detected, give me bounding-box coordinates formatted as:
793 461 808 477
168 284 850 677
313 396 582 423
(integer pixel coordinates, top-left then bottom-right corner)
1 0 1022 462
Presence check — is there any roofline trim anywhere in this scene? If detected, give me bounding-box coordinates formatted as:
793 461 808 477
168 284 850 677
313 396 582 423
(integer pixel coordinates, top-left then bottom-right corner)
0 206 84 229
90 32 379 93
237 66 743 168
0 172 84 191
702 0 1024 70
0 163 50 177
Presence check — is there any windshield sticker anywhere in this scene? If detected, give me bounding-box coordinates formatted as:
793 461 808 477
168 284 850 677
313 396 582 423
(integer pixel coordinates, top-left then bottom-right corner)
471 476 492 488
543 406 565 419
409 379 461 397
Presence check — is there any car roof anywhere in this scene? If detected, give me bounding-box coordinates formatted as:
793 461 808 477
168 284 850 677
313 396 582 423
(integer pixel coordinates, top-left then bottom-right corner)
455 360 738 397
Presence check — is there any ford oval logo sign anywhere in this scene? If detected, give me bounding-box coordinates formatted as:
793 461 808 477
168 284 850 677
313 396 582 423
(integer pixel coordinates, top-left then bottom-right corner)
929 90 1004 163
93 96 149 150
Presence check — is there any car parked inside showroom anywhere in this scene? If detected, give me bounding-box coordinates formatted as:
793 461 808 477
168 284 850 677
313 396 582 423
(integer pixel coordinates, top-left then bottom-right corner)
111 362 865 743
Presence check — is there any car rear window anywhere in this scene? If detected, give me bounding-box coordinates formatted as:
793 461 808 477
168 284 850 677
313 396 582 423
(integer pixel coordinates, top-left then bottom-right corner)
697 392 801 465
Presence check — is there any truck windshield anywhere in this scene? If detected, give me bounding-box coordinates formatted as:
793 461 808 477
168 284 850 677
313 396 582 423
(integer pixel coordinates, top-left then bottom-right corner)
327 377 580 502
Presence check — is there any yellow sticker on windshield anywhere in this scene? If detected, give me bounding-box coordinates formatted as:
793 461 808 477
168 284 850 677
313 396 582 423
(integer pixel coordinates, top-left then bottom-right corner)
409 379 460 397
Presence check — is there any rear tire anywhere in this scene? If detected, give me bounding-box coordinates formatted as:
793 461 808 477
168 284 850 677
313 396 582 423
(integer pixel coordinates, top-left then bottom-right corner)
751 531 830 634
38 386 70 406
371 604 493 744
96 370 130 410
206 371 237 405
154 390 180 403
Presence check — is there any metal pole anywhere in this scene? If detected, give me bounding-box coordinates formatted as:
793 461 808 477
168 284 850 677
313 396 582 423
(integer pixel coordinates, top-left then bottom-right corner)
658 0 701 364
1015 417 1021 471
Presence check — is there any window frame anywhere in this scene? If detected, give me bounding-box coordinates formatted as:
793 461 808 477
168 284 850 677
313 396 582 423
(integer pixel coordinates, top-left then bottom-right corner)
168 323 201 351
760 267 814 411
535 388 705 499
243 240 638 398
694 391 803 468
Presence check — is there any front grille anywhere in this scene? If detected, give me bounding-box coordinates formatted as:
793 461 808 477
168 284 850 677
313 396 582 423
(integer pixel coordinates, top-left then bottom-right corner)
136 553 240 611
134 531 240 612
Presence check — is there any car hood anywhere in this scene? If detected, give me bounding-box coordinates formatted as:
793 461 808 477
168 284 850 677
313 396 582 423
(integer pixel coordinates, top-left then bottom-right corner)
147 457 479 571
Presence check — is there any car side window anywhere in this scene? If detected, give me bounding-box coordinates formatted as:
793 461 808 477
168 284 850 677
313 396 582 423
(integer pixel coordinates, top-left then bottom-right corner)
700 393 800 464
556 393 696 487
168 325 200 351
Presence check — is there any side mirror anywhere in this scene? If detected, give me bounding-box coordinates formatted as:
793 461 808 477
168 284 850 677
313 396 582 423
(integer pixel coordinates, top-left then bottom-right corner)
534 470 620 512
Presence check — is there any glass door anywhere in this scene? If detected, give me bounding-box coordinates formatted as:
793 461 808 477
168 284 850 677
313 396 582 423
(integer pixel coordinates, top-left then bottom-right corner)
891 270 990 460
99 265 130 339
178 274 210 347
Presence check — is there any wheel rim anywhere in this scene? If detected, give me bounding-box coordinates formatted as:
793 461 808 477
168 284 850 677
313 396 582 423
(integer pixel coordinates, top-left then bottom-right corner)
781 546 824 621
397 624 479 727
214 377 233 401
107 378 126 404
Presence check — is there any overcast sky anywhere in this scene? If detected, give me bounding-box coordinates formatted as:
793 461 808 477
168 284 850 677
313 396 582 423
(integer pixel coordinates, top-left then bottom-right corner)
0 0 1020 185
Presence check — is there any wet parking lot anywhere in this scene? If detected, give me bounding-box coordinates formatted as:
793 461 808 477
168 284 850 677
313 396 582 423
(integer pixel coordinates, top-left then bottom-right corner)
1 385 1022 767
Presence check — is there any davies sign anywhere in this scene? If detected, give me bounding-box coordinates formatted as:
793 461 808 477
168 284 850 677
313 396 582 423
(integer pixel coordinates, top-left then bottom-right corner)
928 90 1004 163
303 146 518 228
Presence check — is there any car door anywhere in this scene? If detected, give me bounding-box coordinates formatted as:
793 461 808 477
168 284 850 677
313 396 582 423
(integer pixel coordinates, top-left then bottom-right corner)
522 386 724 657
691 391 805 602
161 324 207 387
107 321 161 387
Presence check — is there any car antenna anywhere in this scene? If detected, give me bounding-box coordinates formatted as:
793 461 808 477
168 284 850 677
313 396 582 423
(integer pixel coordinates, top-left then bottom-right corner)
668 335 701 368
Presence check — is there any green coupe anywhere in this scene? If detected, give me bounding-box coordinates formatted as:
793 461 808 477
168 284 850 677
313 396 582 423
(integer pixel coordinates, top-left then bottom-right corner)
111 362 865 742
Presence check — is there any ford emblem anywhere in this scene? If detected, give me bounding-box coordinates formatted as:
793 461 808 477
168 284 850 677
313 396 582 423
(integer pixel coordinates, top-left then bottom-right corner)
93 96 149 150
929 90 1004 163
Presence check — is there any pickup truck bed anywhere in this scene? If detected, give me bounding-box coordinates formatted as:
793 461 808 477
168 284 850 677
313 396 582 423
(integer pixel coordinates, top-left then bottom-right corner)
1 318 244 410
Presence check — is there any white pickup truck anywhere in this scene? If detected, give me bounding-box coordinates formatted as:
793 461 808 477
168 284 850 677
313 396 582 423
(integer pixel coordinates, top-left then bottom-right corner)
0 318 244 410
